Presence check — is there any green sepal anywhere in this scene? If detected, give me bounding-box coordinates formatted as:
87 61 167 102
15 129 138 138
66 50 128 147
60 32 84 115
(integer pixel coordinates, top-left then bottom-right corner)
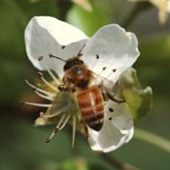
116 68 153 120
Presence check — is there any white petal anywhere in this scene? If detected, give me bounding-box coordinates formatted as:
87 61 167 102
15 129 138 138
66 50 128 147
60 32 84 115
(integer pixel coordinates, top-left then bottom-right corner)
106 101 133 132
81 24 140 84
27 16 88 45
88 121 127 152
25 16 88 78
88 100 134 152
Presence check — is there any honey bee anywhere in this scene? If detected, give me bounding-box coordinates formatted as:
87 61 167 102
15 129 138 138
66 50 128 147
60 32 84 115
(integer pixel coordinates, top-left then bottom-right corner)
62 56 104 131
49 54 120 132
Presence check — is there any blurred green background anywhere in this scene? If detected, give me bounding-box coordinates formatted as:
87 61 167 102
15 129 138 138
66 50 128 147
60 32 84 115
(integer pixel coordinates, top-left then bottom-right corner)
0 0 170 170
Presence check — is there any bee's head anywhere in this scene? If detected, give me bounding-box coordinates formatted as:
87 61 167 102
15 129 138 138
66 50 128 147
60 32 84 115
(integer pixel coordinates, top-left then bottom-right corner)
63 57 84 71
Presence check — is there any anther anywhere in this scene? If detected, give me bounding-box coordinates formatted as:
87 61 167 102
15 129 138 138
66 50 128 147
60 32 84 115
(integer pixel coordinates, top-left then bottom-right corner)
38 56 43 61
25 79 36 90
108 117 112 121
77 53 83 57
112 69 117 72
40 112 44 117
38 72 43 77
109 108 114 112
19 101 25 105
45 138 51 143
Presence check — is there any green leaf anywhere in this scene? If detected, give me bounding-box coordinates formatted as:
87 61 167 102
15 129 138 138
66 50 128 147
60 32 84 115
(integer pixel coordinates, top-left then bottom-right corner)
67 1 110 36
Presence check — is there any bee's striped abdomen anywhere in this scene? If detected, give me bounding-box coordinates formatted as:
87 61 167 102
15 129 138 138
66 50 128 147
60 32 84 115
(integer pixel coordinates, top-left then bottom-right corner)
77 86 104 131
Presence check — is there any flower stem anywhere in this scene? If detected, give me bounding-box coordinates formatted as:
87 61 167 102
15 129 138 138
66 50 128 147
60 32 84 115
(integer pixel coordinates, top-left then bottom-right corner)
134 128 170 153
121 2 151 29
100 153 140 170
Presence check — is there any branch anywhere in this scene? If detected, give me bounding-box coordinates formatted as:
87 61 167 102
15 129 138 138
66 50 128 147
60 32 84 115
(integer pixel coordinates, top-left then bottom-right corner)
134 128 170 154
100 153 140 170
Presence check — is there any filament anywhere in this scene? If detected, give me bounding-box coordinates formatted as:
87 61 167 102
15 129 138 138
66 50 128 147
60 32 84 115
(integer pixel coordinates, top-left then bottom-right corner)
38 55 60 85
25 79 55 97
71 116 76 148
43 64 60 85
38 72 58 93
43 107 67 118
91 59 97 71
59 114 71 130
56 114 67 128
45 114 67 143
35 90 54 101
23 101 51 107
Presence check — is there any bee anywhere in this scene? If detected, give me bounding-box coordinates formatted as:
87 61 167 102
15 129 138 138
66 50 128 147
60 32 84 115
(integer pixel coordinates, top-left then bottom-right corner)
49 53 121 132
24 50 124 145
59 56 104 131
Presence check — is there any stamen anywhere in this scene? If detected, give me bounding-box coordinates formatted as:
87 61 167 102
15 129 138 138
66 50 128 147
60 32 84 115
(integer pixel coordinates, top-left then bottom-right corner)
35 90 54 101
77 44 85 57
23 101 51 107
44 66 60 86
57 114 67 128
38 72 59 93
49 54 66 62
91 54 100 70
43 107 67 118
45 114 66 143
25 79 55 97
45 127 58 143
38 55 60 85
40 112 44 117
103 71 115 82
97 69 106 76
71 116 76 148
91 70 104 85
103 68 116 81
59 114 71 130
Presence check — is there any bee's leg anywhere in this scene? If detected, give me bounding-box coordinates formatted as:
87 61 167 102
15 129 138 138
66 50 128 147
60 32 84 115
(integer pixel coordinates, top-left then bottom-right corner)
58 85 75 92
84 125 88 138
58 84 66 91
80 120 88 138
106 92 126 104
99 84 125 103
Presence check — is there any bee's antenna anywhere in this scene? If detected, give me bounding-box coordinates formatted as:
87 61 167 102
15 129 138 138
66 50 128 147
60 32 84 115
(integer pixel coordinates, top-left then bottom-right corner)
49 54 66 62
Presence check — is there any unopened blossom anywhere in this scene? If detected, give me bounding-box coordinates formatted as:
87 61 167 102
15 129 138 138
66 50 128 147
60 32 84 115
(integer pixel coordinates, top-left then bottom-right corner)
129 0 170 24
24 16 139 152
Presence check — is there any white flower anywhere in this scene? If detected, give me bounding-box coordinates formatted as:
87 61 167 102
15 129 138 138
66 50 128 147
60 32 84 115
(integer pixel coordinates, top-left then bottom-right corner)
24 16 140 152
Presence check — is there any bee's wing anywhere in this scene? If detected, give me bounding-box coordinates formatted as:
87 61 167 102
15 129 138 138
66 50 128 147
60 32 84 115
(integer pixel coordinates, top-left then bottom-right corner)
45 92 76 117
91 71 114 90
81 24 139 84
87 100 134 152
